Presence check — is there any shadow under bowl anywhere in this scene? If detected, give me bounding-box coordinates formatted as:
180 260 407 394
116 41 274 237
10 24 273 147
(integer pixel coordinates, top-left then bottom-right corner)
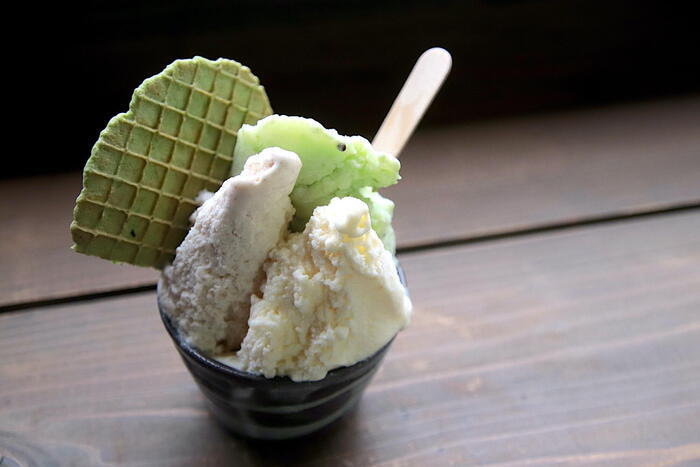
158 264 407 440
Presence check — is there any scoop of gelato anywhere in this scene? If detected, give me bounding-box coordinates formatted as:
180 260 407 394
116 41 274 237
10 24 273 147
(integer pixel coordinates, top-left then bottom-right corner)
232 115 399 251
158 148 301 353
222 197 412 381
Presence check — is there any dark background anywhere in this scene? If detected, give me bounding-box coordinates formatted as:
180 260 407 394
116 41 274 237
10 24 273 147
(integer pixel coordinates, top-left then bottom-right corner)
14 0 699 178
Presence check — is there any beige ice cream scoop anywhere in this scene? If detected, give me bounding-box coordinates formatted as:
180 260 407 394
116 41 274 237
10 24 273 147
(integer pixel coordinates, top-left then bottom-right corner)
222 196 413 381
158 148 302 354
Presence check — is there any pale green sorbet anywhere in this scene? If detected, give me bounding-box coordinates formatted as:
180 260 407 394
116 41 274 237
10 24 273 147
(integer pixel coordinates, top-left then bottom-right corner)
232 115 400 252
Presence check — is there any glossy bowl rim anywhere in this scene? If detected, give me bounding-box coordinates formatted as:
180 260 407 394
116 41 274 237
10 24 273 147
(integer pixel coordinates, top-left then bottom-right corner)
159 301 395 387
158 260 406 387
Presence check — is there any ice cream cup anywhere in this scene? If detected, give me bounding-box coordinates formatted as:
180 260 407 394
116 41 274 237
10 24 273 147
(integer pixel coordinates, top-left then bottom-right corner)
158 263 408 440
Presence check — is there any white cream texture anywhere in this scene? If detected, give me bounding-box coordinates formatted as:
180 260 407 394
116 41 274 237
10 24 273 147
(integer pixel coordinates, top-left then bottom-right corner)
220 197 412 381
158 148 302 354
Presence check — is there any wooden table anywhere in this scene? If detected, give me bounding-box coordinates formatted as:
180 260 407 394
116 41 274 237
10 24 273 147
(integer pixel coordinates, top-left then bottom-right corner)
2 96 700 466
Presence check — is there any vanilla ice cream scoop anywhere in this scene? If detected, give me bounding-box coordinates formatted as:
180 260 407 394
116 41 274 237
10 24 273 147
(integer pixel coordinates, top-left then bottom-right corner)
222 197 412 381
158 148 302 354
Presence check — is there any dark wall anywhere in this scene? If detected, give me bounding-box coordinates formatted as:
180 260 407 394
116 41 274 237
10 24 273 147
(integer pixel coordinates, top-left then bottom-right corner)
15 0 700 178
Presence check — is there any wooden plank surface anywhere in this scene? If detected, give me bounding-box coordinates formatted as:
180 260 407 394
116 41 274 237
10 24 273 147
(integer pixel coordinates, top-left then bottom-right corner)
387 95 700 248
2 96 699 308
2 210 699 466
0 174 159 308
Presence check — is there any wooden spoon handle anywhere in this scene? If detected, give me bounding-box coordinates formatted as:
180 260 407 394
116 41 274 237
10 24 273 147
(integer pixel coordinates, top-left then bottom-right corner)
372 47 452 158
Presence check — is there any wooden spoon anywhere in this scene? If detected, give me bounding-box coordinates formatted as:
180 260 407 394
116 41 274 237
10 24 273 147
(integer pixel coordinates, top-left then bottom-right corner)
372 47 452 158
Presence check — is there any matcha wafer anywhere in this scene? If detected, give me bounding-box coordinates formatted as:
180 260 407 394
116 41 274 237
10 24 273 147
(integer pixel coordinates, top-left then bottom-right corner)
71 57 272 268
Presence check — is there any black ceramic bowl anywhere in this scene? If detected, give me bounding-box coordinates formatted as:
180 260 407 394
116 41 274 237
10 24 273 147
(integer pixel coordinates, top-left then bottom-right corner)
159 264 407 440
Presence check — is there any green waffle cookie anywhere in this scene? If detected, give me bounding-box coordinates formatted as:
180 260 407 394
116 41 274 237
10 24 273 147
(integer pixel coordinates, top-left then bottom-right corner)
71 57 273 269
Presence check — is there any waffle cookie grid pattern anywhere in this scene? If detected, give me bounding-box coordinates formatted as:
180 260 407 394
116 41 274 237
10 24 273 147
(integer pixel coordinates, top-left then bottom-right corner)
71 57 273 269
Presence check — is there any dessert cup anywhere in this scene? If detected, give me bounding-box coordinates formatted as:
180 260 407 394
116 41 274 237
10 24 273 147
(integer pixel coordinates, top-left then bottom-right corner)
158 263 407 440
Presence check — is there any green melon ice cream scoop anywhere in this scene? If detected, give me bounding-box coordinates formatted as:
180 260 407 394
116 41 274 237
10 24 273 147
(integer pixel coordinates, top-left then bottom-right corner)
232 115 400 252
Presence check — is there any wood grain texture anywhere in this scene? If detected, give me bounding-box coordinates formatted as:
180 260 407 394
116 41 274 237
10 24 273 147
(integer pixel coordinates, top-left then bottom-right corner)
386 95 700 248
2 210 699 466
2 96 699 307
0 174 159 308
